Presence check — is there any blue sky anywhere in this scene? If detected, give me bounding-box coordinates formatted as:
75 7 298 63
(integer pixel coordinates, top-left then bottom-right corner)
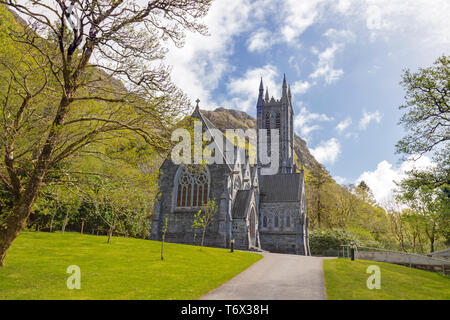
164 0 449 204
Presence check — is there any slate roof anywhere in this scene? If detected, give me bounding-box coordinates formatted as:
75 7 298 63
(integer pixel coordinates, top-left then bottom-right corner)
259 172 304 202
232 190 252 219
192 107 235 171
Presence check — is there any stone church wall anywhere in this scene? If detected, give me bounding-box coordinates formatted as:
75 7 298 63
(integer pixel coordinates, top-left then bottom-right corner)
151 160 231 249
259 201 307 254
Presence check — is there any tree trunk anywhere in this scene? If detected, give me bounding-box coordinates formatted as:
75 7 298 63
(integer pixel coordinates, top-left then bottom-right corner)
0 196 38 266
61 208 70 234
49 214 55 233
201 227 206 247
107 212 117 244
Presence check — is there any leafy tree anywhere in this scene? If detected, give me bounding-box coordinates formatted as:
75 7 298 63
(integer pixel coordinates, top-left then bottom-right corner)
397 178 448 253
193 199 217 247
0 1 212 266
395 55 449 192
305 164 333 228
396 55 449 161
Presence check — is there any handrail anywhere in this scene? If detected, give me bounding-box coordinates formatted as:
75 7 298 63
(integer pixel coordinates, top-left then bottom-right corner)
339 244 450 265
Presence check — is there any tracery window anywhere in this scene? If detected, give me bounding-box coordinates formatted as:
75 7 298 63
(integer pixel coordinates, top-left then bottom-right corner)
275 112 280 129
286 215 291 227
175 166 209 208
274 216 279 228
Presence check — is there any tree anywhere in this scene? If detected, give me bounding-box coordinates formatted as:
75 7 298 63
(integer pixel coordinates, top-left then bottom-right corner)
305 164 333 228
193 199 217 247
396 55 449 161
0 1 212 266
383 196 409 252
395 55 450 192
397 176 448 253
331 184 357 228
160 217 168 261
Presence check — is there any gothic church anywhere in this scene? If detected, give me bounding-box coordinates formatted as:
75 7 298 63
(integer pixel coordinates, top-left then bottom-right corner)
151 76 310 255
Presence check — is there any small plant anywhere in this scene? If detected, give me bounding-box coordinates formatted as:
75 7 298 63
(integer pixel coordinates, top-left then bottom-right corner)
161 217 168 261
192 210 202 245
193 200 217 247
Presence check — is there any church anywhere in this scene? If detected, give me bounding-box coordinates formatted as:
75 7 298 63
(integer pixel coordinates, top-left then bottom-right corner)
151 75 310 255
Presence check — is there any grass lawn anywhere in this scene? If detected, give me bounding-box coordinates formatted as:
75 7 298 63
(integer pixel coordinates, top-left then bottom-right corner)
323 258 450 300
0 231 262 300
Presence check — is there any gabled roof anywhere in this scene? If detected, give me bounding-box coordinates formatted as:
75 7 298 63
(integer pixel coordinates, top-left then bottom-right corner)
191 106 233 171
259 172 304 202
232 189 252 219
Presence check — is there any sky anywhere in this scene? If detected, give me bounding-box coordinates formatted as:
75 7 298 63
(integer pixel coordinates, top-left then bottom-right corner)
163 0 450 204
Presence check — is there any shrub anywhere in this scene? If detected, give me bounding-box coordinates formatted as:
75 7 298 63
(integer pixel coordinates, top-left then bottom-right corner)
309 228 359 256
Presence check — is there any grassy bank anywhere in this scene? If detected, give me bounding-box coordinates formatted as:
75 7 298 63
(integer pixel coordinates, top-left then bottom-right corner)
0 232 262 299
323 258 450 300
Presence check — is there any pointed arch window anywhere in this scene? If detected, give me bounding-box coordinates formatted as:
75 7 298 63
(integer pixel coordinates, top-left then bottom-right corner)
265 112 271 129
274 216 279 228
175 166 209 208
263 216 267 228
275 112 280 129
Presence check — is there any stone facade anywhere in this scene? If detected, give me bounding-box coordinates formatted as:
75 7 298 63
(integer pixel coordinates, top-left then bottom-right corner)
151 76 310 255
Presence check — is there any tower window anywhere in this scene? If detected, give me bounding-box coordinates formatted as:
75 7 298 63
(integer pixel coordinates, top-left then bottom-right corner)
265 113 271 129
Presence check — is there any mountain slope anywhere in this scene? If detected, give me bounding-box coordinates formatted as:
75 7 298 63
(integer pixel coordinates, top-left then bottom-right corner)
201 107 320 169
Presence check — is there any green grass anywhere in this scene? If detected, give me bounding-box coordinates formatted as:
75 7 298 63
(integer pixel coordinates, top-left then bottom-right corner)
323 258 450 300
0 231 262 300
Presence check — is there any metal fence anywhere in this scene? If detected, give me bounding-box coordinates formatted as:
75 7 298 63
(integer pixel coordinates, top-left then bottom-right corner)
339 244 449 275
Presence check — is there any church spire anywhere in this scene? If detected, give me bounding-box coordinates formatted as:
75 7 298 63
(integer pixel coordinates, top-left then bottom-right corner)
265 86 269 102
288 85 292 100
282 73 287 98
256 78 264 116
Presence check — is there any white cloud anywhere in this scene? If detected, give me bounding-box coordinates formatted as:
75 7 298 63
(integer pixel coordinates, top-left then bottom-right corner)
247 29 274 53
226 64 279 112
336 117 352 133
335 0 352 14
334 176 347 184
165 0 254 109
310 138 341 165
335 0 450 46
290 80 311 95
359 110 382 130
282 0 324 43
356 156 435 204
309 43 344 84
294 107 334 138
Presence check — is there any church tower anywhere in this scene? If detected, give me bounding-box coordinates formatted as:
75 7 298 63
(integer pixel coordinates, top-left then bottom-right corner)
257 75 295 174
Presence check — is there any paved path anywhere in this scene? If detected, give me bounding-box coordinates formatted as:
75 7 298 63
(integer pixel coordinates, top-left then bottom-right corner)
201 252 328 300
